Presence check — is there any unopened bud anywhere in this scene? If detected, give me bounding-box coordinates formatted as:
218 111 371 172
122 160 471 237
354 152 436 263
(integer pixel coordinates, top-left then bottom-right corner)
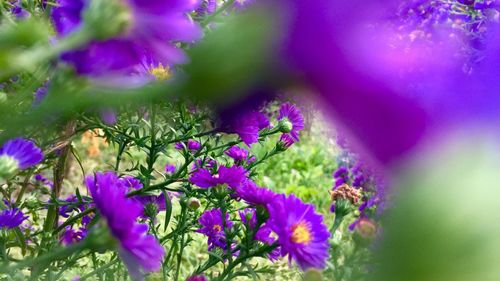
278 119 293 133
0 155 19 179
187 198 201 210
0 92 7 103
303 268 324 281
144 203 159 219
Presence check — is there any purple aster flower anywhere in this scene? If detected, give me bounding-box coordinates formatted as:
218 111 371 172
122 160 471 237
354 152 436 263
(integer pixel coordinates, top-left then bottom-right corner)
175 139 201 151
120 175 143 190
11 0 30 18
278 103 304 141
225 146 249 162
165 163 176 174
134 193 166 219
278 133 295 149
33 82 49 106
192 158 216 171
196 0 217 16
190 165 248 189
239 208 257 228
187 275 207 281
51 0 202 84
229 111 270 146
235 180 277 207
34 173 54 188
0 208 28 229
60 226 87 245
0 138 43 170
59 195 86 218
197 208 233 251
100 108 117 125
86 172 165 280
267 194 330 270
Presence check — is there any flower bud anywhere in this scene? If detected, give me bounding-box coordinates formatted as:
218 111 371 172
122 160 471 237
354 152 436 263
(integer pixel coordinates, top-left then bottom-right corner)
144 203 159 219
0 92 7 103
214 184 227 198
278 119 293 133
355 218 377 239
0 155 19 179
187 198 201 211
303 268 324 281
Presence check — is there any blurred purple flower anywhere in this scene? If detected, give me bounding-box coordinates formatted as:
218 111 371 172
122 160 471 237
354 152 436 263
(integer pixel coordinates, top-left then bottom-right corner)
0 208 28 229
60 226 87 245
197 208 233 251
187 275 207 281
175 139 201 151
120 175 143 190
51 0 202 84
165 163 176 174
190 165 248 189
229 111 270 146
0 138 43 169
86 171 165 280
225 146 249 162
100 108 117 125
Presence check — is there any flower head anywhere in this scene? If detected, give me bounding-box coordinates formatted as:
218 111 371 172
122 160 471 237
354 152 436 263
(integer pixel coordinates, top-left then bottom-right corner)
120 175 143 190
86 171 165 280
165 164 176 174
0 138 43 170
197 208 233 251
175 139 201 151
230 111 270 146
187 274 207 281
61 226 87 245
0 208 28 229
225 146 249 162
235 180 277 207
52 0 202 84
267 194 330 270
278 103 304 141
190 165 247 189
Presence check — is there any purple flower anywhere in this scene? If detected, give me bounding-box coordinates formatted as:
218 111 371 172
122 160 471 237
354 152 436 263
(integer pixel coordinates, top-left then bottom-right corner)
278 133 295 149
192 158 216 171
59 195 86 218
278 103 304 141
235 180 277 207
34 173 54 188
52 0 202 83
267 194 330 270
165 163 176 174
134 193 166 219
33 82 49 106
225 146 249 162
230 111 270 146
175 140 201 151
0 208 28 229
86 172 165 280
196 0 217 16
0 138 43 170
197 208 233 251
239 208 257 228
187 274 207 281
11 0 30 18
60 226 87 245
190 165 248 189
100 108 117 125
120 176 143 190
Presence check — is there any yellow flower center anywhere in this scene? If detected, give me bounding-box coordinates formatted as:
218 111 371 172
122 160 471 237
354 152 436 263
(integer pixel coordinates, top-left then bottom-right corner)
149 63 172 80
213 224 222 232
291 221 312 245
